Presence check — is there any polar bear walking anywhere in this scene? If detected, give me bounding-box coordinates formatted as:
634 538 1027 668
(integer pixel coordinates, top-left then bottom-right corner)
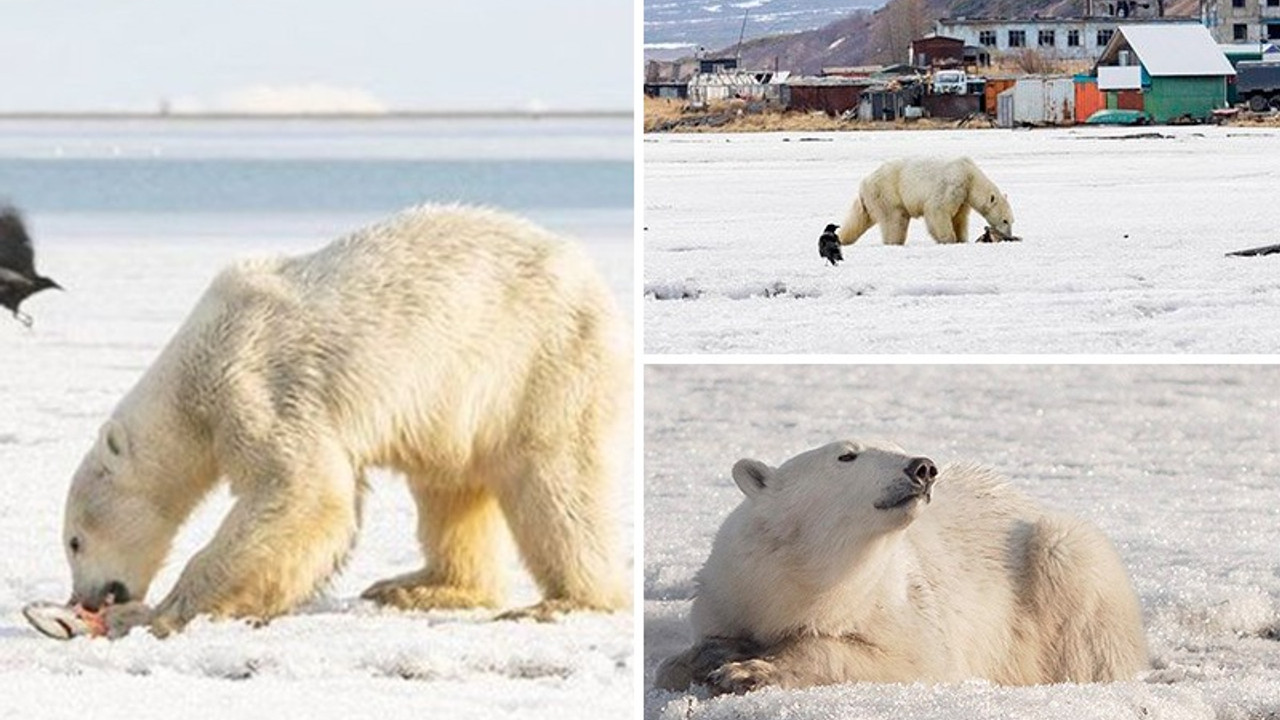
60 205 629 637
656 440 1147 694
838 157 1014 245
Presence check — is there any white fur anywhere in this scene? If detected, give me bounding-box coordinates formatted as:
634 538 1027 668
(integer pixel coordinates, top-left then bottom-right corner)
62 204 630 636
656 440 1147 694
838 157 1014 245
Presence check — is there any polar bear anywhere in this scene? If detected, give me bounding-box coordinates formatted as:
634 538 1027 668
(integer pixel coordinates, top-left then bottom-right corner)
838 157 1014 245
655 440 1147 694
61 204 629 637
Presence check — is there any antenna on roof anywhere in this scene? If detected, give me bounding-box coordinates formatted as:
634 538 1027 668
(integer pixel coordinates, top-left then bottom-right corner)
736 8 750 66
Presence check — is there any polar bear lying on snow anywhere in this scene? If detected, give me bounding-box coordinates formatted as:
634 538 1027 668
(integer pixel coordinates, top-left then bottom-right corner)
838 157 1014 245
656 440 1147 694
60 204 629 637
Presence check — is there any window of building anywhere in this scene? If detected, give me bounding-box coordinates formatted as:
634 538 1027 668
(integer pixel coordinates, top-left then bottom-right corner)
1009 29 1026 48
1039 29 1056 46
979 30 997 46
1270 0 1279 7
1097 28 1114 46
1232 0 1245 7
1270 24 1280 39
1067 29 1080 47
1235 23 1249 41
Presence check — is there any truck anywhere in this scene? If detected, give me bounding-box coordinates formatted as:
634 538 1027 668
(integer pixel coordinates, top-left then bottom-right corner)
932 69 967 95
1235 61 1280 112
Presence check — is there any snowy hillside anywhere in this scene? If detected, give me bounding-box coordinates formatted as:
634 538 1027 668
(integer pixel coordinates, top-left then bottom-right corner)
644 364 1280 719
0 213 635 719
644 127 1280 354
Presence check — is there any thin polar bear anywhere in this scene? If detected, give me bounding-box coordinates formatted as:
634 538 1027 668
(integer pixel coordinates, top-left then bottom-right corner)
60 204 630 637
656 439 1147 695
838 157 1014 245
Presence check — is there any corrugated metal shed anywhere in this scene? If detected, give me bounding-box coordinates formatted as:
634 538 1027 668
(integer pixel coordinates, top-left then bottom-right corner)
1099 25 1234 77
783 78 871 115
1011 77 1075 125
687 71 791 104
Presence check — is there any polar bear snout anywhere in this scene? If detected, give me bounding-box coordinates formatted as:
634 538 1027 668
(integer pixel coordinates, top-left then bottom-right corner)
76 580 131 612
906 457 937 485
905 456 938 503
873 456 938 510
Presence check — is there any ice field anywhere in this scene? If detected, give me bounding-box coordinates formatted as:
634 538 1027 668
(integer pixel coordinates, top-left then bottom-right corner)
643 127 1280 354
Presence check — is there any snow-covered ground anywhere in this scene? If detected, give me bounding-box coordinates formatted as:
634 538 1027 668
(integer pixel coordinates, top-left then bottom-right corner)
644 364 1280 719
643 127 1280 354
0 213 634 719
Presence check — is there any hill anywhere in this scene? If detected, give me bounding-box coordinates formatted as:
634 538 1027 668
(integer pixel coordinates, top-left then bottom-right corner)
705 0 1200 73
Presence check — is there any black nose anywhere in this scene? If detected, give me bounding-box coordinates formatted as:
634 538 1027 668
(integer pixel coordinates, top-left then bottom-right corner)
81 581 130 611
906 457 937 484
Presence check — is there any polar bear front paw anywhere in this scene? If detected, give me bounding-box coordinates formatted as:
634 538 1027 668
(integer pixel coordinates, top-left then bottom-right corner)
707 658 782 695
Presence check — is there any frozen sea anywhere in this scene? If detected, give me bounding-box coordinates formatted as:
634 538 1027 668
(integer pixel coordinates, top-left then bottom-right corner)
0 118 634 719
643 127 1280 355
643 364 1280 719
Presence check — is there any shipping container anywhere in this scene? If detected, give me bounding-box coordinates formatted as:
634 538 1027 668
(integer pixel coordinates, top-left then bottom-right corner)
1074 76 1105 123
983 78 1017 116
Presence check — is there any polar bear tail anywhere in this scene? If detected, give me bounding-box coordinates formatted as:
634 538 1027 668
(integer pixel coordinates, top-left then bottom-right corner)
836 196 874 245
1019 515 1149 683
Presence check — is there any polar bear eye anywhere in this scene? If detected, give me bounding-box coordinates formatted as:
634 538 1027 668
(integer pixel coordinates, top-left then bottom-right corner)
69 537 81 554
838 452 859 462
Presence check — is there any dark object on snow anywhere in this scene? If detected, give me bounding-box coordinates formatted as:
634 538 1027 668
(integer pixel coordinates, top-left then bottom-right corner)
976 225 1022 243
0 207 61 327
819 223 843 266
1226 242 1280 257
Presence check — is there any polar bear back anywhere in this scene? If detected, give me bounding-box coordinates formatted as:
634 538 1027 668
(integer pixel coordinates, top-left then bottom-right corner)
163 205 624 478
861 157 981 217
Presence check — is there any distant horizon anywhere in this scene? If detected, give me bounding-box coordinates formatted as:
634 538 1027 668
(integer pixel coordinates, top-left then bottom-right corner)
0 108 633 120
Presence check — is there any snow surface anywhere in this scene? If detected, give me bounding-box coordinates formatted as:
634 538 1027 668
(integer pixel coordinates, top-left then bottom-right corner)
0 213 634 719
643 364 1280 719
643 127 1280 354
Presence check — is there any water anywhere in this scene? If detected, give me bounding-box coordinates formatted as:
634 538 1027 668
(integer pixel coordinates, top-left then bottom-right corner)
0 117 632 214
0 117 635 314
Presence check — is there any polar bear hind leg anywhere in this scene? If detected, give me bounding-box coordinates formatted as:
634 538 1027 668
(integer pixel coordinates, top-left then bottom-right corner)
878 210 911 245
1019 515 1148 683
361 484 506 610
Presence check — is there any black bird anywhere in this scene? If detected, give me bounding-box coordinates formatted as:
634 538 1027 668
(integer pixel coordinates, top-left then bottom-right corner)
818 223 843 266
0 208 61 327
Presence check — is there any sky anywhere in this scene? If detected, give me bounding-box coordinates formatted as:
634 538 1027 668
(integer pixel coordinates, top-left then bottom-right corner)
0 0 633 113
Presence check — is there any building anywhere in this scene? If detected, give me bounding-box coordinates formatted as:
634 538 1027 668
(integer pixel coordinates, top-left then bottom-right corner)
936 17 1130 60
782 77 872 115
1094 24 1235 121
1205 0 1280 43
686 70 790 105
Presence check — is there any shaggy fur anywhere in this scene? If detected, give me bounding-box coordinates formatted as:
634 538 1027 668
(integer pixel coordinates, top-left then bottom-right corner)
656 440 1147 694
62 204 630 637
837 157 1014 245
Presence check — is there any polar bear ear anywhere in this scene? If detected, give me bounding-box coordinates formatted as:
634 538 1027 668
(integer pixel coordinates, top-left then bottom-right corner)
732 459 773 499
99 420 131 472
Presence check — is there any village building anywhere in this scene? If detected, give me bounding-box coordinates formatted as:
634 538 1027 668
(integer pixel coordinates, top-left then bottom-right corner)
1205 0 1280 43
1093 23 1235 121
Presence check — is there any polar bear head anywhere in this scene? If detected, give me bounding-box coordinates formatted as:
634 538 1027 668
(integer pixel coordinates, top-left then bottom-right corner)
62 420 178 611
730 440 938 582
983 192 1015 237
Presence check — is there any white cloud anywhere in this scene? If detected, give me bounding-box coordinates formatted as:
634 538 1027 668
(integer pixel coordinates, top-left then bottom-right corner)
172 83 388 114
